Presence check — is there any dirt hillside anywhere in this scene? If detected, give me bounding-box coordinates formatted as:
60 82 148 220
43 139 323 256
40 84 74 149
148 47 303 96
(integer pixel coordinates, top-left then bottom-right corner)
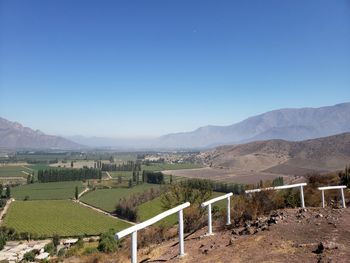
138 207 350 263
203 133 350 176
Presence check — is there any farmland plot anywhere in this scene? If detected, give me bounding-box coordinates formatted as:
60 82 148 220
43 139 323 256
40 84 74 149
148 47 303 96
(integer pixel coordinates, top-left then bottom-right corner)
80 184 160 212
11 181 85 200
2 200 131 236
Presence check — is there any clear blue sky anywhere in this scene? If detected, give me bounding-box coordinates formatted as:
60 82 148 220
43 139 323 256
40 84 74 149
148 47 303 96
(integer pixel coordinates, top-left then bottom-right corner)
0 0 349 137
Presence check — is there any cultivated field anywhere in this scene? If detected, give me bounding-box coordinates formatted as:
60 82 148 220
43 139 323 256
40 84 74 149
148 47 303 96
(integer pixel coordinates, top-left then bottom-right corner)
141 163 203 172
11 181 85 200
80 184 161 212
0 165 31 178
162 167 289 184
108 171 134 179
3 200 131 236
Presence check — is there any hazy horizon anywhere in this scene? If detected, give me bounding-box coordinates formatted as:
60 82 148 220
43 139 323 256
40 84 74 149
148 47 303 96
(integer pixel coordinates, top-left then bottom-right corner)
1 1 349 137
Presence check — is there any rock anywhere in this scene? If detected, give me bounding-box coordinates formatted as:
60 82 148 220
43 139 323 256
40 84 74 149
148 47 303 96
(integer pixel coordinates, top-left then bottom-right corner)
313 242 324 254
239 226 255 235
323 241 339 250
261 225 269 231
315 213 323 218
232 227 245 235
228 236 235 246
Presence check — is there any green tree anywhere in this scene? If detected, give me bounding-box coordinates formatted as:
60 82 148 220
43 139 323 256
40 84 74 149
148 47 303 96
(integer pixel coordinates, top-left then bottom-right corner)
75 186 79 200
0 232 6 250
53 234 60 247
5 187 10 199
97 229 119 253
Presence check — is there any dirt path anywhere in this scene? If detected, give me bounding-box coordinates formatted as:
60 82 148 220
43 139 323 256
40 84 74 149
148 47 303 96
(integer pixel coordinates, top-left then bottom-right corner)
105 172 112 179
21 171 31 176
0 198 14 224
74 200 135 225
78 187 90 199
21 166 33 172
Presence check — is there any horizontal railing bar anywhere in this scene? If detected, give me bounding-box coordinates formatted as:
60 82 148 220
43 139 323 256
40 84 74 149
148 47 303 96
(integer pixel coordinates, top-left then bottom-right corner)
245 183 307 193
201 193 233 207
274 183 307 190
115 202 190 239
318 185 347 190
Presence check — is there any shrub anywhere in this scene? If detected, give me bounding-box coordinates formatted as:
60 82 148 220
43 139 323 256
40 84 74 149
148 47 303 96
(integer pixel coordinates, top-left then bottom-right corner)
23 251 35 261
65 246 79 257
97 229 119 253
44 242 55 255
0 232 6 250
57 248 65 257
76 237 84 249
83 246 99 255
52 234 60 247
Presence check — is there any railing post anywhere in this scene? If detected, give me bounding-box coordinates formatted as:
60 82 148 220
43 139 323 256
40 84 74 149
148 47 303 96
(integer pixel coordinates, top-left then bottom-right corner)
131 231 137 263
207 203 212 235
321 190 325 208
341 188 346 208
226 196 231 225
178 209 185 256
300 186 305 208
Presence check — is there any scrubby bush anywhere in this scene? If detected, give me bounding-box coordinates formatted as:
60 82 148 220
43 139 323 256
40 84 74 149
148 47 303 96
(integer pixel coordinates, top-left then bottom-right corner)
304 173 341 207
44 242 55 255
52 234 60 247
23 251 35 261
161 179 213 232
97 229 119 253
57 248 65 257
83 246 99 255
76 237 84 249
0 232 6 250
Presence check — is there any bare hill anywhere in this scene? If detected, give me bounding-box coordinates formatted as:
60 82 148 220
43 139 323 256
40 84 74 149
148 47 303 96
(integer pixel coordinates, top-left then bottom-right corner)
203 133 350 176
0 117 84 150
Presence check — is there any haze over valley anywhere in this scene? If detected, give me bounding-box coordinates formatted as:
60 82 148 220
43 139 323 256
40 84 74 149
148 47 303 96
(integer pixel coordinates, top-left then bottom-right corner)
1 1 350 262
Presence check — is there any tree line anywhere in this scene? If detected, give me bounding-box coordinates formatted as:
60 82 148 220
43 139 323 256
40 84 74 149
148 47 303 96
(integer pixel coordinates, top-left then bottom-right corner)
101 161 141 172
37 168 101 183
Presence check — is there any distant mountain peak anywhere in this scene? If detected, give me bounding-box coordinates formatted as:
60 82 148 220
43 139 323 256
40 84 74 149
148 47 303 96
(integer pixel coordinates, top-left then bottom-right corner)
0 117 85 150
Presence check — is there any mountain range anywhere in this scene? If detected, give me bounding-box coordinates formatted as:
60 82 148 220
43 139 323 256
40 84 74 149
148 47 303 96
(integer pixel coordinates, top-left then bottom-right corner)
0 117 82 150
1 102 350 150
153 102 350 149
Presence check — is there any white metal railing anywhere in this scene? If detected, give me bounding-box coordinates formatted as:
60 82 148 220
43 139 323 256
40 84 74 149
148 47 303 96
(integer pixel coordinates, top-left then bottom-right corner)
245 183 307 208
201 193 233 235
318 185 347 208
115 202 190 263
